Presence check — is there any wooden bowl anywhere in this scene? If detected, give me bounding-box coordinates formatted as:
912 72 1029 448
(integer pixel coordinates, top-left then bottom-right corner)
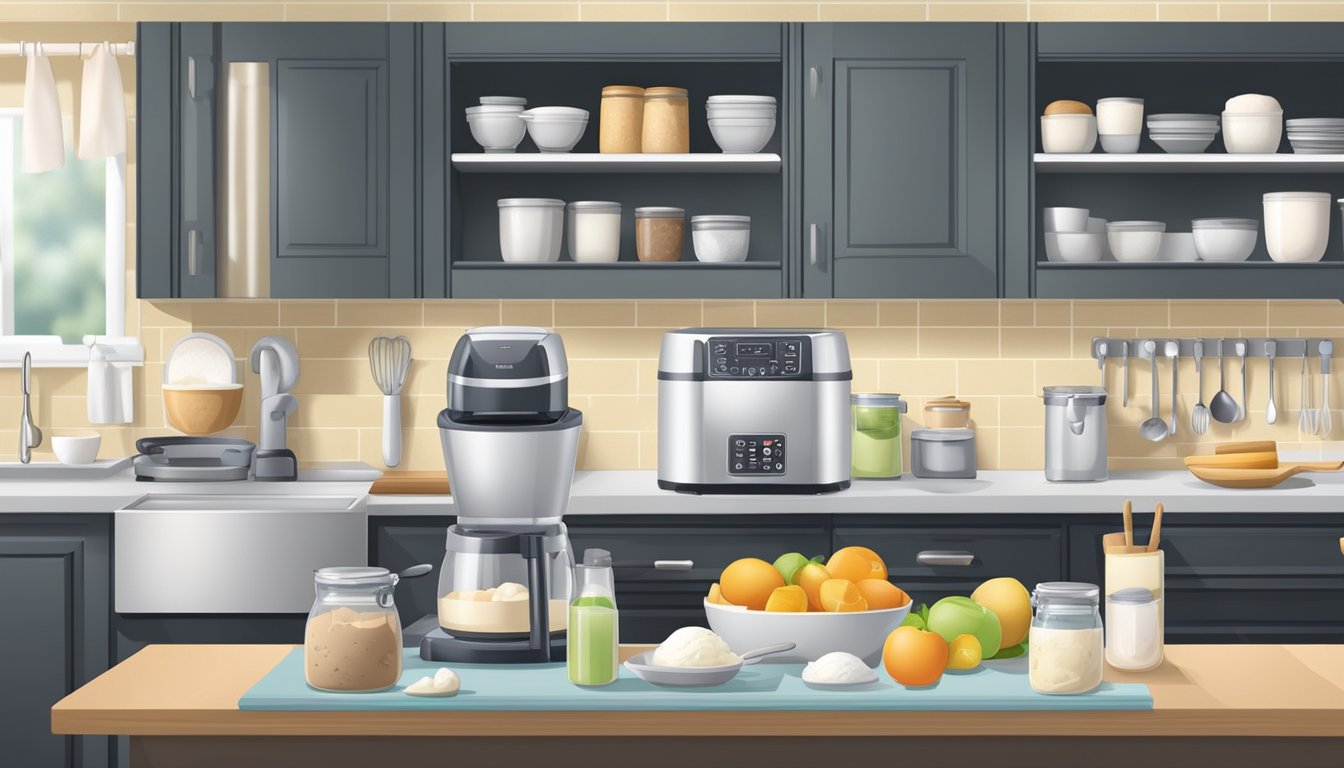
163 385 244 435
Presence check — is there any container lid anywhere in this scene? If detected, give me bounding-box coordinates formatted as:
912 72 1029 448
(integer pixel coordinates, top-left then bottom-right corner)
601 85 644 97
645 86 688 99
1192 218 1258 229
635 206 685 219
315 566 393 586
467 104 525 114
568 200 622 213
1033 581 1100 604
852 393 906 409
925 397 970 412
498 198 566 209
1108 587 1156 605
521 106 589 119
911 428 975 442
582 548 613 567
691 215 750 230
1107 220 1166 231
1264 191 1331 201
1043 385 1107 406
1096 97 1143 104
707 94 776 104
479 96 526 106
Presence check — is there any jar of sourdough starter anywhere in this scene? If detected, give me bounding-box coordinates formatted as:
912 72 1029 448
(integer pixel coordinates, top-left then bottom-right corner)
642 87 690 153
599 85 644 153
1029 581 1104 695
305 567 405 692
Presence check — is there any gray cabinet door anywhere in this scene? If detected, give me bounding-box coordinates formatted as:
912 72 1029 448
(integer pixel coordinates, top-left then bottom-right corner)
803 24 1003 298
0 517 111 768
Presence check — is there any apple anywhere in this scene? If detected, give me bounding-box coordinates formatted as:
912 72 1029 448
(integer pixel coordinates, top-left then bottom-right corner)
927 596 1001 657
772 552 814 584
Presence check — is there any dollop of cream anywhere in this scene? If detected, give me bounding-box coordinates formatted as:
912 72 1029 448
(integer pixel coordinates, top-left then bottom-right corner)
404 667 461 697
651 627 742 668
1225 93 1282 114
802 652 879 685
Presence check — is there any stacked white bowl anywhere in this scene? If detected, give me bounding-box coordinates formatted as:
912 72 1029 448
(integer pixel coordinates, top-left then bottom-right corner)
520 107 589 153
1222 94 1283 154
1146 114 1220 154
466 96 528 153
1191 218 1258 262
707 95 777 153
1286 119 1344 154
1043 206 1105 262
1106 221 1167 262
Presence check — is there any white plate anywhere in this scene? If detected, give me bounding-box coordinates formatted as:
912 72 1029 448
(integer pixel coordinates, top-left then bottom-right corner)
623 652 743 687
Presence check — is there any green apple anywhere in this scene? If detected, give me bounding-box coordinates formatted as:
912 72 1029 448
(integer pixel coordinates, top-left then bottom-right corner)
900 603 930 629
772 552 813 584
927 596 1002 657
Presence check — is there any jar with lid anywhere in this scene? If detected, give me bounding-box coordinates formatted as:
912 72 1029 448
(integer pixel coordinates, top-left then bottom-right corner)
635 207 685 262
567 201 622 263
924 397 971 429
851 393 907 479
600 85 644 153
569 548 619 686
1029 581 1104 695
642 87 690 153
1106 587 1163 671
305 567 407 692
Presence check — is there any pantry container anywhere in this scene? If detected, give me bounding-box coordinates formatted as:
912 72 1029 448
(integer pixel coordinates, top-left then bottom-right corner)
851 393 907 479
1106 587 1164 672
1043 385 1107 483
690 215 750 263
1264 192 1330 263
1029 581 1103 695
634 207 685 262
599 85 644 153
498 198 565 262
909 428 976 479
642 87 690 153
305 567 404 692
923 397 971 429
567 201 622 263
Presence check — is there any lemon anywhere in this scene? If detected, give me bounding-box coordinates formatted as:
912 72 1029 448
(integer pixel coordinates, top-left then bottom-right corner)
946 633 983 670
764 584 809 612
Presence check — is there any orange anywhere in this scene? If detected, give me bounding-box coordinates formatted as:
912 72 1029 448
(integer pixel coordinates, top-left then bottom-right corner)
883 625 949 687
826 546 888 583
855 579 911 610
719 558 785 611
946 634 983 670
791 562 832 611
818 578 868 612
706 582 733 606
764 584 809 612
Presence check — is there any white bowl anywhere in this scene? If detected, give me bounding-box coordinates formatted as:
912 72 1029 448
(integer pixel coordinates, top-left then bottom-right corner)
1106 222 1166 262
703 599 911 666
691 216 751 263
1192 221 1257 262
520 108 589 153
1043 206 1090 233
707 98 778 120
708 118 776 153
466 112 526 153
1156 232 1199 262
498 198 565 262
1040 114 1097 153
1222 112 1283 154
1045 232 1105 262
1099 134 1140 154
1150 133 1215 154
52 434 101 465
1264 192 1330 262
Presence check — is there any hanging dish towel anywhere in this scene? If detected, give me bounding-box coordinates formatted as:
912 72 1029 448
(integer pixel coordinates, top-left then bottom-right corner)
22 45 64 173
87 343 133 424
78 42 126 159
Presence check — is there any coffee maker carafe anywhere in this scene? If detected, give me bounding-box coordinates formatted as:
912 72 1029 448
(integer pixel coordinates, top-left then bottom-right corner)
420 327 583 664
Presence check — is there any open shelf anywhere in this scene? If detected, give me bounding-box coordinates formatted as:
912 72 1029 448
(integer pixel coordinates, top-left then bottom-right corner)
1035 153 1344 173
455 260 780 269
450 260 784 298
452 153 782 174
1035 260 1344 299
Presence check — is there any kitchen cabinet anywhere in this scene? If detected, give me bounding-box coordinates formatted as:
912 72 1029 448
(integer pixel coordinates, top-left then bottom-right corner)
801 23 1032 298
0 515 111 768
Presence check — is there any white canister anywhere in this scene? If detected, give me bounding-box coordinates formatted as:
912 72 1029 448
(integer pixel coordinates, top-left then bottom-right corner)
1263 191 1331 263
499 198 565 262
1096 97 1144 135
1106 587 1164 672
567 201 622 262
691 215 751 263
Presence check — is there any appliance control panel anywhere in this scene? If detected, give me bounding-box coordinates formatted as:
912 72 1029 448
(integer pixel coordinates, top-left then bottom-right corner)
706 336 808 379
728 434 786 475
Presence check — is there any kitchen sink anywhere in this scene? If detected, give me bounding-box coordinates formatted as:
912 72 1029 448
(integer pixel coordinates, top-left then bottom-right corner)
121 493 362 512
0 457 131 480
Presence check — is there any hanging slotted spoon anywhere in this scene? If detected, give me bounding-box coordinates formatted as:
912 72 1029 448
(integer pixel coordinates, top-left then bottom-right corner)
369 335 413 468
1191 340 1209 435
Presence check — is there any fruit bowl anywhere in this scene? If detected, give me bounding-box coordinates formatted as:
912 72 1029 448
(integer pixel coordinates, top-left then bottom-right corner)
704 599 911 666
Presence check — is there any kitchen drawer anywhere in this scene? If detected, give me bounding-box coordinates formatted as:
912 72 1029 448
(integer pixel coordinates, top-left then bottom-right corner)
832 524 1066 592
1069 521 1344 578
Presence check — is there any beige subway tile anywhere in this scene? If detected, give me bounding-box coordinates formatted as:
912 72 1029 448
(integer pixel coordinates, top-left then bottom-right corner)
1157 2 1219 20
962 396 1000 430
474 3 582 21
637 359 661 397
401 395 444 431
1001 302 1034 327
1036 359 1100 390
639 431 659 470
756 300 825 327
1218 2 1268 21
920 327 998 359
880 359 957 396
1002 327 1072 359
851 358 880 392
1000 395 1046 427
141 301 193 328
670 2 819 21
877 301 919 327
1035 300 1072 327
637 301 702 328
702 301 756 327
819 2 926 21
569 359 639 395
120 3 284 21
958 360 1034 397
188 301 278 328
825 301 878 327
0 4 119 22
389 3 473 21
930 2 1029 21
581 395 658 432
424 300 501 328
580 1 668 21
578 431 641 470
998 427 1044 469
973 427 1000 470
1267 300 1344 327
1030 2 1158 21
338 301 422 327
1169 300 1267 329
357 427 440 470
502 300 554 327
919 300 999 327
289 427 361 461
555 301 637 327
1073 301 1166 327
284 3 389 21
558 328 667 358
299 327 452 360
1270 3 1344 21
846 327 919 359
279 301 336 327
294 359 383 396
294 394 382 429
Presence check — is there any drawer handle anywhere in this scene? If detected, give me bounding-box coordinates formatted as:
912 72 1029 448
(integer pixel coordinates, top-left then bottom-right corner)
916 550 975 567
654 560 693 571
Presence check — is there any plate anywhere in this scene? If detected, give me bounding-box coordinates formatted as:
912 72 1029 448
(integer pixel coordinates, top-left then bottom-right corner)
623 651 743 687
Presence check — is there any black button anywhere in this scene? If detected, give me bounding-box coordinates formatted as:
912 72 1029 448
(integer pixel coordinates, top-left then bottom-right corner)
730 367 740 374
775 463 783 471
734 463 743 470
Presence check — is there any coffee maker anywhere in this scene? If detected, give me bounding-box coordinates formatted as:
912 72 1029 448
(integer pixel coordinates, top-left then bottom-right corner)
420 327 582 663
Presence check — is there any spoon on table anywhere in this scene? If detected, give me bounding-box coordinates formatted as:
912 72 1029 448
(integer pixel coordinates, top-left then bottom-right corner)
1140 340 1168 442
1265 341 1278 425
1192 340 1209 435
1210 341 1239 425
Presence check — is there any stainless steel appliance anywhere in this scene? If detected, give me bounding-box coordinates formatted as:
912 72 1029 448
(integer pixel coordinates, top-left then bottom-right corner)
1044 385 1109 482
421 327 581 664
657 328 852 494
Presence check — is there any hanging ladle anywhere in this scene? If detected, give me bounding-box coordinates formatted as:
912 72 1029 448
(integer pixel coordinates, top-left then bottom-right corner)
1210 339 1240 425
1140 340 1168 442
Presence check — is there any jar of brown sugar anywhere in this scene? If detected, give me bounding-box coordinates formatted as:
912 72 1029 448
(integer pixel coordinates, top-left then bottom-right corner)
305 567 405 692
600 85 645 153
641 87 690 153
635 207 685 262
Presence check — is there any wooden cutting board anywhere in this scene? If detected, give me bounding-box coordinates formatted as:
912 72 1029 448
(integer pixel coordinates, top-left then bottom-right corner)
1188 461 1344 489
370 471 450 495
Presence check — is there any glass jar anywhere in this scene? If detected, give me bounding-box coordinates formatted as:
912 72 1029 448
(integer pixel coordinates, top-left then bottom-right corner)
600 85 644 153
1029 581 1103 695
635 207 685 262
567 201 622 263
1106 587 1163 671
641 86 690 153
569 548 619 686
851 393 906 479
305 567 404 692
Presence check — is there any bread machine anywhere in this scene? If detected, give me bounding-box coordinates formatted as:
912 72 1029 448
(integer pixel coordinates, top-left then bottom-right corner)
657 328 852 494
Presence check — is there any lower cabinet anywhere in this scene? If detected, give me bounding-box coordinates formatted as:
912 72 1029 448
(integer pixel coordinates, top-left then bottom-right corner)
0 515 112 768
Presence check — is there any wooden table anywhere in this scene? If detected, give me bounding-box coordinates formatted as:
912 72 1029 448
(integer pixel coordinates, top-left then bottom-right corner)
53 644 1344 768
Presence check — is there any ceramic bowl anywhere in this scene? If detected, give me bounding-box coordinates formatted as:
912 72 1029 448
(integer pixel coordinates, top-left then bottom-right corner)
1222 112 1283 153
703 599 911 666
1106 221 1166 262
1191 219 1258 262
52 433 101 465
520 107 589 153
466 111 526 153
708 117 776 153
1040 114 1097 153
1045 232 1106 263
1042 207 1090 233
163 385 244 435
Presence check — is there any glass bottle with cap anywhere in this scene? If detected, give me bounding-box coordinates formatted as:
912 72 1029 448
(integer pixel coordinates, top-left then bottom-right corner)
569 548 619 686
304 567 407 692
1106 587 1163 671
1029 581 1104 695
851 393 907 479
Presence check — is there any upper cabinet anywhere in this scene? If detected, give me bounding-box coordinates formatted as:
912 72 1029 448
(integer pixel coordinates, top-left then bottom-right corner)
801 24 1031 298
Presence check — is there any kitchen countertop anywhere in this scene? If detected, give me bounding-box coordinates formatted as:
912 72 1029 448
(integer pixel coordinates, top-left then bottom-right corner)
51 643 1344 737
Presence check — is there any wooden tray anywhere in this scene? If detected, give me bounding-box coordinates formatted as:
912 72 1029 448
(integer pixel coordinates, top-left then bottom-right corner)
370 471 450 495
1188 461 1344 489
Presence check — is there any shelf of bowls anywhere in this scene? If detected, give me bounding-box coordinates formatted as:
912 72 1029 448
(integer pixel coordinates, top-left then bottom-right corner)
465 89 777 265
1040 94 1343 266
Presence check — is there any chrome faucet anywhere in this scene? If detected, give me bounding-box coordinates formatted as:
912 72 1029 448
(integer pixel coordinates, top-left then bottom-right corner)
19 352 42 464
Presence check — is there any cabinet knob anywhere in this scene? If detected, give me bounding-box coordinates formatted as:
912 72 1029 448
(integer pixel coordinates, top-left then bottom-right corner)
809 65 821 99
916 550 975 567
186 228 200 277
809 223 826 268
653 560 693 571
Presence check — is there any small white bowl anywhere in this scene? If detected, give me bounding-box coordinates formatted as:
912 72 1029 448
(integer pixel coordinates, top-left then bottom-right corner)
52 434 101 465
703 599 911 666
1192 221 1258 262
708 118 776 153
1106 221 1166 262
1043 207 1091 233
1040 114 1097 153
1222 112 1283 154
1045 232 1105 262
466 112 526 153
1150 133 1216 154
520 107 589 153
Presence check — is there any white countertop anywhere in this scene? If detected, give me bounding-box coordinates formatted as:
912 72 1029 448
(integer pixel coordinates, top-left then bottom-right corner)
3 467 1343 517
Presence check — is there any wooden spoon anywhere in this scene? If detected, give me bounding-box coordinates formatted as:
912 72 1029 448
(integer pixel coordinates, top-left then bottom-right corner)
1122 500 1134 548
1147 503 1163 552
1188 461 1344 489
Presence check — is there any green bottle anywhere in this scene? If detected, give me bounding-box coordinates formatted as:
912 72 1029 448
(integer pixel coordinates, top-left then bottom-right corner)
568 549 619 686
851 393 906 479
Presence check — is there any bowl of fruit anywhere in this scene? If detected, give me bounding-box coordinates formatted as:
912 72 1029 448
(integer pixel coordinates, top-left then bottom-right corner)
703 547 913 666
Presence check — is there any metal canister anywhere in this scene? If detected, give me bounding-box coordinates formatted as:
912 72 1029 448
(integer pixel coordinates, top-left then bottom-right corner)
1043 385 1108 482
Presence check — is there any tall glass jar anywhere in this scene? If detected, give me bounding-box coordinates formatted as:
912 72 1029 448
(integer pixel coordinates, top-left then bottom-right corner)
641 87 690 153
851 393 907 479
1029 581 1103 695
305 567 404 692
568 549 619 686
600 85 644 153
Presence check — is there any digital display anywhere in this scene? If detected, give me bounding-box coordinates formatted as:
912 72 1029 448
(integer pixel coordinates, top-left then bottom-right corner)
735 342 773 357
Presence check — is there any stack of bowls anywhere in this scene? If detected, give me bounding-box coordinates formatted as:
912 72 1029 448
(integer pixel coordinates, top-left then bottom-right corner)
1286 119 1344 154
519 107 589 153
1146 114 1220 154
1191 219 1258 262
466 96 527 153
706 95 777 153
1043 206 1105 262
1106 221 1166 262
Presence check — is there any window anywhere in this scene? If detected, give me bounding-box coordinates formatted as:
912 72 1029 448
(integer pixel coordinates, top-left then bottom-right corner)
0 108 133 364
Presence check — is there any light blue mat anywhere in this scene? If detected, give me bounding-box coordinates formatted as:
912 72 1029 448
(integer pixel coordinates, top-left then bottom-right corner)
238 649 1152 711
